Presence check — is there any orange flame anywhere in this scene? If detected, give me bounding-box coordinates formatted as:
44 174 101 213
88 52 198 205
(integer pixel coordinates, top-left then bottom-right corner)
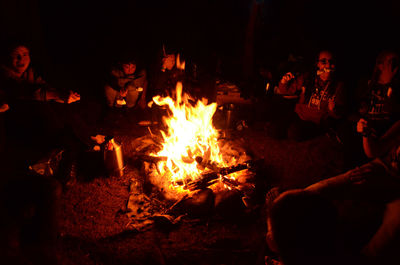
150 82 233 198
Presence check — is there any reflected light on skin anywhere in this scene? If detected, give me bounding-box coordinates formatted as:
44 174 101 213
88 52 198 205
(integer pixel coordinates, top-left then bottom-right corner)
317 51 335 81
122 63 136 75
10 46 31 75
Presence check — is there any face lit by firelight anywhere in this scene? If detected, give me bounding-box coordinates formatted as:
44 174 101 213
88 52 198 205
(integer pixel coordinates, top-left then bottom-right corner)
317 51 335 72
10 46 31 74
316 51 335 80
122 62 136 75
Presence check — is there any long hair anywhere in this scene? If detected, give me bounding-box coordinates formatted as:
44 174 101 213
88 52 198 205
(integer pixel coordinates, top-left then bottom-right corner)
370 50 399 85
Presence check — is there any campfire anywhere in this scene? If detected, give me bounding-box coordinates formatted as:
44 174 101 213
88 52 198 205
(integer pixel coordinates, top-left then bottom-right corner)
126 77 257 231
144 82 254 200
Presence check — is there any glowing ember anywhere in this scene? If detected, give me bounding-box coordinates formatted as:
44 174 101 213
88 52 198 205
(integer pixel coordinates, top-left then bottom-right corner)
149 82 246 199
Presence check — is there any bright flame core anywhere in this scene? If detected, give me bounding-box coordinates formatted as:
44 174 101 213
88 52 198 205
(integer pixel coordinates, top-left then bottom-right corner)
151 82 229 197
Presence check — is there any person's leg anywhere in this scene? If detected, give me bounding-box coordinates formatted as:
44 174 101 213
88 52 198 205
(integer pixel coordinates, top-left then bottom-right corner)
125 85 140 108
362 199 400 263
104 85 118 108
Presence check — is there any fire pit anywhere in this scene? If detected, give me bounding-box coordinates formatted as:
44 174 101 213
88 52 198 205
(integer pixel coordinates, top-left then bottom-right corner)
126 82 258 230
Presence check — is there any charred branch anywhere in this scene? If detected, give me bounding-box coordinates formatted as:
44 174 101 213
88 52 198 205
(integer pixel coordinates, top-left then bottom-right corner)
185 160 256 191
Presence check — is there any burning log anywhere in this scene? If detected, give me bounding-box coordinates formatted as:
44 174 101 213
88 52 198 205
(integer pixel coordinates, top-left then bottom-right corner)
195 156 220 171
167 189 215 217
185 172 220 191
136 154 168 164
221 177 240 189
185 160 255 191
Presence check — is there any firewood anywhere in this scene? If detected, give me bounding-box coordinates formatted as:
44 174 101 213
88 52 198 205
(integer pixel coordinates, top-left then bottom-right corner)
185 160 255 191
221 176 240 189
195 156 220 172
136 154 168 163
164 194 189 214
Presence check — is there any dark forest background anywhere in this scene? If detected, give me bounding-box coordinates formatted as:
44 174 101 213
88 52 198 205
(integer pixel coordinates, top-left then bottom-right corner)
1 0 399 96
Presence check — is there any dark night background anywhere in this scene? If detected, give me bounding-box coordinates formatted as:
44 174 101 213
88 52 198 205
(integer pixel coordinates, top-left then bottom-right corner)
1 0 400 96
1 2 400 264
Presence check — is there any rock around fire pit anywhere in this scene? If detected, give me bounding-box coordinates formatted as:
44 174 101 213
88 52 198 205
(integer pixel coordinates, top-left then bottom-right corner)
122 133 262 232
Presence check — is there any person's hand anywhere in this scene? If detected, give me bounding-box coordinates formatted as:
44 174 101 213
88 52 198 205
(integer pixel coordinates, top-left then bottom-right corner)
119 89 128 98
0 103 10 113
356 118 369 134
90 134 106 144
280 72 295 84
67 91 80 104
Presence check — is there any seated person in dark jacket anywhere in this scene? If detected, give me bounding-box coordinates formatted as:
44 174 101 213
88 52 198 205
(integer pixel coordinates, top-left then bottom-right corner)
0 42 105 184
149 49 185 99
104 58 147 109
267 118 400 265
0 44 80 104
355 50 400 137
276 50 347 141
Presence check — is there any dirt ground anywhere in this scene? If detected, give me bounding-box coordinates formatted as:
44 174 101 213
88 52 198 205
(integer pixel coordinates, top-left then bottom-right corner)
0 104 353 265
54 112 348 265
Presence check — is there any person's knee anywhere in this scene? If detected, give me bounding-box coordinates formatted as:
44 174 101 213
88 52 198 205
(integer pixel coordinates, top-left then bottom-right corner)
125 87 139 108
104 85 117 107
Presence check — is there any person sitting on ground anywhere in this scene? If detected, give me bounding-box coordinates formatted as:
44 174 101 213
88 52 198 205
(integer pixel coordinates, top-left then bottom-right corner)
275 50 347 141
149 47 186 99
253 53 306 137
0 43 80 104
267 117 400 265
355 50 400 137
104 57 147 109
0 41 105 186
337 50 400 168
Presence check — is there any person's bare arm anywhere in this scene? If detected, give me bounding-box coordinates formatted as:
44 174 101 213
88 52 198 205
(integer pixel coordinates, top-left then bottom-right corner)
357 119 400 158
